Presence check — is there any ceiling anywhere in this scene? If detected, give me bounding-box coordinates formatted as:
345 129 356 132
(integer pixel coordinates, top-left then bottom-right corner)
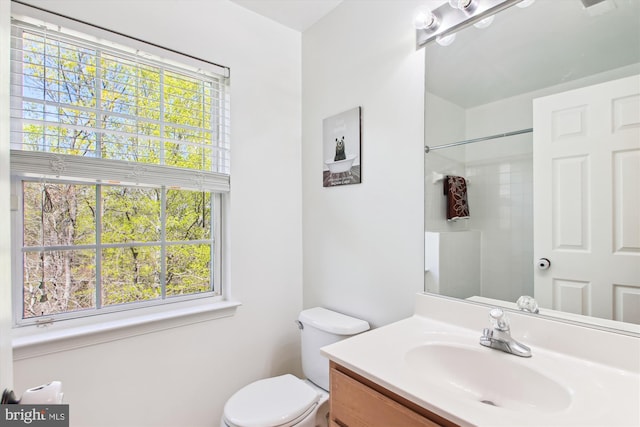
230 0 344 32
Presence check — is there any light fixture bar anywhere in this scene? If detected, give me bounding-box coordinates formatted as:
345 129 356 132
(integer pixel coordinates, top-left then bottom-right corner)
416 0 523 48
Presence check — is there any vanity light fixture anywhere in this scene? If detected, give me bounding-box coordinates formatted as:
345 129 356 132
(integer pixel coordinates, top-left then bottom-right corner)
516 0 535 8
450 0 478 14
414 9 439 31
473 15 495 28
436 33 457 46
415 0 525 48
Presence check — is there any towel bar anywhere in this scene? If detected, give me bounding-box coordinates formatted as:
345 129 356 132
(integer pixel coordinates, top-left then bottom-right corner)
431 172 470 186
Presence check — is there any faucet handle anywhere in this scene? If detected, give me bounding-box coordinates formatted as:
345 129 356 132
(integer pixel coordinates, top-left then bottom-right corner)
489 308 510 331
516 295 540 314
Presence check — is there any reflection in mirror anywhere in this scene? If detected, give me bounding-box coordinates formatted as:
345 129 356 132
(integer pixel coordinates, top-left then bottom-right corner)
423 0 640 334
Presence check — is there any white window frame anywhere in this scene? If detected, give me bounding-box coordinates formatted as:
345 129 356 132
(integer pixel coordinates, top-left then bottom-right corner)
10 178 224 327
8 3 235 338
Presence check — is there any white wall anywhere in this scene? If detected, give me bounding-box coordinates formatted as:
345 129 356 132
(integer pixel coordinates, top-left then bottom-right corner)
301 0 426 328
5 1 303 426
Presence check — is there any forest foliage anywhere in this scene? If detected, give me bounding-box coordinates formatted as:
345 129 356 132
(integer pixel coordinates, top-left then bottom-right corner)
18 30 216 319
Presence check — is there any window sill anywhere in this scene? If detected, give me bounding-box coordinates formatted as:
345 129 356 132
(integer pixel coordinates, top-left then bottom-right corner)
12 298 241 360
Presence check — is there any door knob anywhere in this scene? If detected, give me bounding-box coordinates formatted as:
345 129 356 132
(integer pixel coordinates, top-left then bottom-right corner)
537 258 551 270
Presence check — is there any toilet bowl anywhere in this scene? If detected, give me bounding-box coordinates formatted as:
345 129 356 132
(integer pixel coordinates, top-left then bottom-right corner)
220 308 369 427
221 375 328 427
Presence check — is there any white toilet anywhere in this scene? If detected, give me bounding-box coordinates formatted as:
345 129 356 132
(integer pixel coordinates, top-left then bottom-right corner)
221 307 370 427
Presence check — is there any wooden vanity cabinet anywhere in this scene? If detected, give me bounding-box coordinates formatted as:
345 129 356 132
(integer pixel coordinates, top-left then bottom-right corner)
329 362 458 427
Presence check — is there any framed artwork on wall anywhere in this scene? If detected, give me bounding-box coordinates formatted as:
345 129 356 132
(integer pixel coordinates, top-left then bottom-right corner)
322 106 361 187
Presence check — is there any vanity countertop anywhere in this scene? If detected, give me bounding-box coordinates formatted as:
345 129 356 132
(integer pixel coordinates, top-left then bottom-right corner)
321 293 640 427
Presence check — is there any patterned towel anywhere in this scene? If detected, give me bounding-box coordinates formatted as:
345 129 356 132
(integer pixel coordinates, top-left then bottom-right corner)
444 175 470 221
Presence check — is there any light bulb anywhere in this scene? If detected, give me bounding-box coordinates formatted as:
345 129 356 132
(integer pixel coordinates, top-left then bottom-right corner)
453 0 477 14
473 15 495 28
414 9 438 30
436 33 456 46
449 0 474 9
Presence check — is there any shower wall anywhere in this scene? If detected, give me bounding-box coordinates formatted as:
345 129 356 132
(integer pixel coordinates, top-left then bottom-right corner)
424 93 481 298
425 90 534 303
465 94 535 302
424 93 467 232
425 65 640 303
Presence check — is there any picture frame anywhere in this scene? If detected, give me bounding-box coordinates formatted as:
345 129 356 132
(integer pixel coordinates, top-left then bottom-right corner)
322 106 361 187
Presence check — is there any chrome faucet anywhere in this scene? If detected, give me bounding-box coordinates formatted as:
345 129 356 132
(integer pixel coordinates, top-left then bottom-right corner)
480 308 532 357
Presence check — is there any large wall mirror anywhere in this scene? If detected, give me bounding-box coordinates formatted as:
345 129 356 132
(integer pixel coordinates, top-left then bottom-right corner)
424 0 639 334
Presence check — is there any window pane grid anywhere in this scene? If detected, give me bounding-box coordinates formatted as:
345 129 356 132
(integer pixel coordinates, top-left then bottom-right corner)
14 100 217 136
12 22 222 86
11 15 227 326
11 114 228 163
20 181 216 321
23 249 97 318
10 24 230 175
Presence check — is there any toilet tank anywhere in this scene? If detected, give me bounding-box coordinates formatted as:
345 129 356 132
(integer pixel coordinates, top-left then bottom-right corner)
298 307 370 391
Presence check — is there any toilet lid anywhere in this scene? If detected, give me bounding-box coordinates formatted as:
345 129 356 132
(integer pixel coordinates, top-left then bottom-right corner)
223 374 320 427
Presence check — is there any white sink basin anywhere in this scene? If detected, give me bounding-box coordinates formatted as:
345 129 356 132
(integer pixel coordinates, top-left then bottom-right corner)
321 294 640 426
405 343 572 412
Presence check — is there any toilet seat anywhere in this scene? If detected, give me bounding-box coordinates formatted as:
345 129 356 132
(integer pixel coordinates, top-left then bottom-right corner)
223 374 321 427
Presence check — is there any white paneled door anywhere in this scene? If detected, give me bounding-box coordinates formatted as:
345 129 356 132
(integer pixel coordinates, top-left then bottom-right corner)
533 75 640 324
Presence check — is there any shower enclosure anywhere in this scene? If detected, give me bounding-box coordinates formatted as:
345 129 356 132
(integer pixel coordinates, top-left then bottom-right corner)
424 96 534 303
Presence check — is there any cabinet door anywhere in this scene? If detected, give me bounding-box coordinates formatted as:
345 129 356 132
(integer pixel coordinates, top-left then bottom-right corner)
330 367 441 427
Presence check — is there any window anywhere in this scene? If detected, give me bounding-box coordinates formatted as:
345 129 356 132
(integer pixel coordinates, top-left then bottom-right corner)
9 14 230 326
